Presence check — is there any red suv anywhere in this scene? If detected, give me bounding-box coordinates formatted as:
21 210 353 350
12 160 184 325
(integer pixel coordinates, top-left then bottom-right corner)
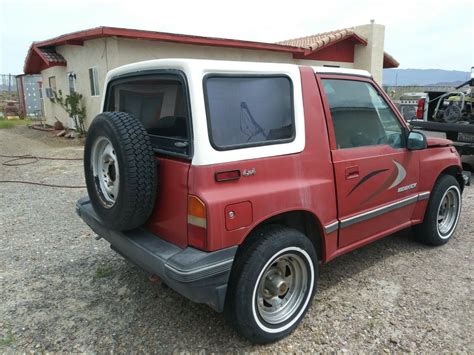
77 59 465 343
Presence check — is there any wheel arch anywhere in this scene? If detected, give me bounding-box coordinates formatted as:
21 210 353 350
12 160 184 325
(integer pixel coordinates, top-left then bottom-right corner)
236 209 327 263
439 165 464 192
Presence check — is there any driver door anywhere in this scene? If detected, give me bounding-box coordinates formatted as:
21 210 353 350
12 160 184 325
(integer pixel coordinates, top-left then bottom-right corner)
319 75 420 248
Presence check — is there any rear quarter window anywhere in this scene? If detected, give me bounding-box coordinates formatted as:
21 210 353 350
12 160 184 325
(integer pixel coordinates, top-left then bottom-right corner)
105 74 191 157
204 76 295 150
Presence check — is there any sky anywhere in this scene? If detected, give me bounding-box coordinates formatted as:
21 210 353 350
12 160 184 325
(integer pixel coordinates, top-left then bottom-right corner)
0 0 472 74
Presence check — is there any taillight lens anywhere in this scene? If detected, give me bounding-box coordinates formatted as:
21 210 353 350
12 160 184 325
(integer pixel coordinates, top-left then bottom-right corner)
215 170 240 182
416 98 425 119
187 195 207 249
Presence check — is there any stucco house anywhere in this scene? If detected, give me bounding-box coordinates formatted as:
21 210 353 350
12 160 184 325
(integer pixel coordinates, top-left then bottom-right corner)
23 21 398 128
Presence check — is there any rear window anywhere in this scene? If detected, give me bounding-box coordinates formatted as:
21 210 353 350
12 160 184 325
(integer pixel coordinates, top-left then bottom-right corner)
204 76 294 150
106 74 190 156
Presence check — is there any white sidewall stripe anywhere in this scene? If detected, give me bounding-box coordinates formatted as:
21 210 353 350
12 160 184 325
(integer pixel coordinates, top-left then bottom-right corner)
438 185 462 240
251 246 314 333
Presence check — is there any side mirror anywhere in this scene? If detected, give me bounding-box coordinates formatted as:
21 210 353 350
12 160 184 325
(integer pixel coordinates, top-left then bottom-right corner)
407 131 427 150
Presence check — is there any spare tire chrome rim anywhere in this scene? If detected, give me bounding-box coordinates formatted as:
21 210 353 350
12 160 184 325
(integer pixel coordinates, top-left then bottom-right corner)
92 136 119 207
256 253 308 325
437 187 460 238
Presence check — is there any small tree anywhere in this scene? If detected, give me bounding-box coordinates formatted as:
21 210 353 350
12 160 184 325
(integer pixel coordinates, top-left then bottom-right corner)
50 90 87 135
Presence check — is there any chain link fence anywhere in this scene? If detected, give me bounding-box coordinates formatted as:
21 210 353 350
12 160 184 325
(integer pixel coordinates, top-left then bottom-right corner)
0 74 18 100
0 74 19 118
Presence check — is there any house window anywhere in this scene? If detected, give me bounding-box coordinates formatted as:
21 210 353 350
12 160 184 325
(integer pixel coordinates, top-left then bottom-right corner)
46 76 56 98
48 76 56 90
67 72 76 94
88 67 100 96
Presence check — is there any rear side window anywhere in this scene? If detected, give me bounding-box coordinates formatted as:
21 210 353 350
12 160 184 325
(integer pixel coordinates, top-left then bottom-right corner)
204 76 294 150
322 79 404 149
106 75 190 156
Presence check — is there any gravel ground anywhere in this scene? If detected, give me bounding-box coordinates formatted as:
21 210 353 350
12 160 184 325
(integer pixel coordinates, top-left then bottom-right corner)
1 126 473 352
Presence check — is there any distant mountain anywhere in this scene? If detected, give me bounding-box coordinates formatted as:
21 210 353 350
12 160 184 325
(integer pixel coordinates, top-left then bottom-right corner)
383 69 471 86
429 81 467 87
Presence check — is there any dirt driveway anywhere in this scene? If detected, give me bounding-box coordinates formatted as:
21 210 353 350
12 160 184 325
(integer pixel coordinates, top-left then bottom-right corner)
1 126 473 352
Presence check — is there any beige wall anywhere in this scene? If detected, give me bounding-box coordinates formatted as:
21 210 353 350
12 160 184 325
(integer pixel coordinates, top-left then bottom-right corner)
39 35 372 128
115 38 295 66
42 38 298 127
41 65 67 125
115 38 354 70
354 21 385 84
294 59 354 68
42 38 115 127
56 39 111 127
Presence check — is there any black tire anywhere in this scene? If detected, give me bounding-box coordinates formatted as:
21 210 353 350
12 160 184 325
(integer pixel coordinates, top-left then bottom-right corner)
84 112 157 231
414 175 462 246
224 225 318 344
441 105 462 123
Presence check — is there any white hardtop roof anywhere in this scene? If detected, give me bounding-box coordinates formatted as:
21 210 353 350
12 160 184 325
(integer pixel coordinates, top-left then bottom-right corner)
107 58 297 81
312 66 371 77
105 58 371 81
102 58 308 166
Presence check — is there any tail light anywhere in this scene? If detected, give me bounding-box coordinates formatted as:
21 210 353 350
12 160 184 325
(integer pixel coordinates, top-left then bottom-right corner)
187 195 207 249
215 170 240 182
416 98 425 119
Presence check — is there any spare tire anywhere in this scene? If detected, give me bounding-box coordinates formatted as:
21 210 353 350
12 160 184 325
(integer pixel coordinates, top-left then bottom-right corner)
84 112 157 230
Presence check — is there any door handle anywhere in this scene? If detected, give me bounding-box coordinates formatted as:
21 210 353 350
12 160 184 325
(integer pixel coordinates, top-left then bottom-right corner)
345 166 359 179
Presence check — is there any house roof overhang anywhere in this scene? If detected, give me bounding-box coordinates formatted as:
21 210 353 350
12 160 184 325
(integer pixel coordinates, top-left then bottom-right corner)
23 26 303 74
23 26 399 74
279 27 399 69
304 33 367 56
24 46 66 74
383 51 400 69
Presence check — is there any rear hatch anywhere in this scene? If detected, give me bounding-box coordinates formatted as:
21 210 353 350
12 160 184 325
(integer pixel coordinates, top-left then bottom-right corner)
104 72 192 248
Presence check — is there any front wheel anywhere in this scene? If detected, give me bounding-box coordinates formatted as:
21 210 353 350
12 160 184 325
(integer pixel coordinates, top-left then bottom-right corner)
414 174 462 246
224 226 317 344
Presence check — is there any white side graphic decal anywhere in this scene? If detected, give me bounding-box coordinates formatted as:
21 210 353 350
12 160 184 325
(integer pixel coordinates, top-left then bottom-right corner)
388 160 407 190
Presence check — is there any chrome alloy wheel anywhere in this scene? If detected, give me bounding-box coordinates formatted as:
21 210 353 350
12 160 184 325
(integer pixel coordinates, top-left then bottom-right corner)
255 252 309 325
437 186 461 238
92 136 119 207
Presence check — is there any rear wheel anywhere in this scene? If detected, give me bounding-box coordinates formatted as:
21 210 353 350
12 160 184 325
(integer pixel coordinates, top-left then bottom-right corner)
225 225 317 344
414 175 462 246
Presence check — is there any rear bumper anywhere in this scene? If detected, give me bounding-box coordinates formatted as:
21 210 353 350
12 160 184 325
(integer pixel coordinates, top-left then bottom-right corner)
75 197 237 312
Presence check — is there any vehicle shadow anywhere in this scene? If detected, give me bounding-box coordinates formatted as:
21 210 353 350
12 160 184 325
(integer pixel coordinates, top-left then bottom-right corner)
31 229 434 352
69 227 431 351
316 227 428 293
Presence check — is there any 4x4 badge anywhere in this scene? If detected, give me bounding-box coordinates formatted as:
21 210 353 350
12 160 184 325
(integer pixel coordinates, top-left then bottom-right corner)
242 168 256 177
